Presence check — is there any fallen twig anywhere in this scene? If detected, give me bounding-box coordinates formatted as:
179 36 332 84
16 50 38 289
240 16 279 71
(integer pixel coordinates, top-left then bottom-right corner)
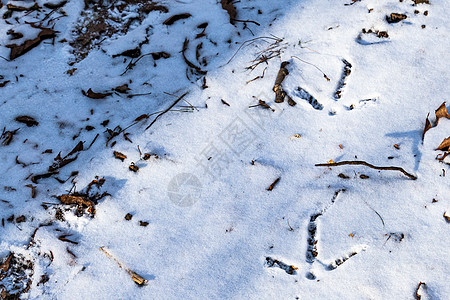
315 160 417 180
100 246 148 286
291 55 330 81
145 92 189 130
266 177 280 191
182 39 206 75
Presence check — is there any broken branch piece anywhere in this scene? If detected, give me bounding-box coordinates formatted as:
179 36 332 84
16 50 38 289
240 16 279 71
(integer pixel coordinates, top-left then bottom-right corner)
100 247 148 286
315 160 417 180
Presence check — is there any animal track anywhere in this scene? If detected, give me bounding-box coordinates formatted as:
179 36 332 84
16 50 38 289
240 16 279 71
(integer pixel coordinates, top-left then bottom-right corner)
334 59 352 100
303 189 367 279
326 245 367 270
294 87 323 110
265 257 297 275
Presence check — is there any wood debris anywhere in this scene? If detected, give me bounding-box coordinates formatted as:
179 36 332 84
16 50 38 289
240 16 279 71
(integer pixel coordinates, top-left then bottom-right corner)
266 177 280 191
100 247 148 286
315 160 417 180
273 61 289 103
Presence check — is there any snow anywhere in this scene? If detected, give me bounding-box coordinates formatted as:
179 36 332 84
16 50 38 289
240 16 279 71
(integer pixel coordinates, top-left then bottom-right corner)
0 0 449 299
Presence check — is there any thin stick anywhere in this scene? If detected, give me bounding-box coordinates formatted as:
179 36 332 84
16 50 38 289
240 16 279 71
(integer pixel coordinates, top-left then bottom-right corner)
164 91 198 111
315 160 417 180
292 56 330 81
226 36 282 65
100 247 148 286
145 92 189 130
232 19 261 26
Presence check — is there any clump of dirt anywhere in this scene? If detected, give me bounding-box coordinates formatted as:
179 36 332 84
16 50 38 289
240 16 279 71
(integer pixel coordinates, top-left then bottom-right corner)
70 0 168 62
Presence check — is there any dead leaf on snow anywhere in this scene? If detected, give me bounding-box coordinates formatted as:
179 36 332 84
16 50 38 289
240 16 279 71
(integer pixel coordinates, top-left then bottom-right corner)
0 80 10 87
163 13 192 25
114 84 131 93
15 116 38 127
7 2 39 12
66 68 77 76
134 114 149 122
129 163 139 172
422 113 431 140
0 253 13 272
58 234 78 244
444 212 450 223
82 88 112 99
67 141 84 157
58 194 94 207
435 102 450 125
113 151 127 161
436 137 450 151
6 26 57 60
221 0 237 23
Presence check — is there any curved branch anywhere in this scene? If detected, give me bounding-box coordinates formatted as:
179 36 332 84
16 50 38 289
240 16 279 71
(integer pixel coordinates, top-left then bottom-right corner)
315 160 417 180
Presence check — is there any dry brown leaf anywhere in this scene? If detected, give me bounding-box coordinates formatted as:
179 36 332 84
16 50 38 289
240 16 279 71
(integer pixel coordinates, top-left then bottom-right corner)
7 3 39 11
82 88 112 99
435 102 450 125
436 137 450 151
143 153 158 160
15 116 38 127
444 212 450 223
66 68 77 76
0 80 10 87
67 141 84 157
134 114 149 122
221 0 237 23
58 194 94 207
114 84 131 93
113 151 127 161
6 26 56 60
43 0 67 9
422 113 431 140
58 234 78 244
129 163 139 172
163 13 192 25
386 13 407 24
0 253 13 272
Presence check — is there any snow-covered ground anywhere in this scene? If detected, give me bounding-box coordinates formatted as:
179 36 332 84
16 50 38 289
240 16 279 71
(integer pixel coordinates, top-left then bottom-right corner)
1 0 449 299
